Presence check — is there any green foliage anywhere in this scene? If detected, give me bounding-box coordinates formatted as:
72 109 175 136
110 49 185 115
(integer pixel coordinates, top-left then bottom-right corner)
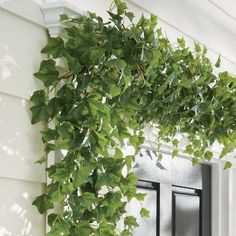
140 208 150 218
224 161 232 169
30 1 236 234
34 59 59 87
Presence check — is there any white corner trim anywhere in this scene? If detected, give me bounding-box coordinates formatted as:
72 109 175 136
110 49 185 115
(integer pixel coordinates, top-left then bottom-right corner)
41 1 85 37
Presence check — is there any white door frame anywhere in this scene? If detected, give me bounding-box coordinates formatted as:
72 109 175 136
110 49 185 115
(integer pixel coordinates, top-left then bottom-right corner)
142 140 236 236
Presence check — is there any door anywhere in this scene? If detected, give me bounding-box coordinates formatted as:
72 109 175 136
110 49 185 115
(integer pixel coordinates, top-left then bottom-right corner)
127 147 211 236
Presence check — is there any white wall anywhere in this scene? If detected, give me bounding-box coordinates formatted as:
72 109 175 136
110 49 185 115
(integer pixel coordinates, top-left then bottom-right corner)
0 1 47 235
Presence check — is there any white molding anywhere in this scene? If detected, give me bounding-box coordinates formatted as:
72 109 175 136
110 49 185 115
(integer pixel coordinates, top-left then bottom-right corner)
211 162 221 236
41 1 85 37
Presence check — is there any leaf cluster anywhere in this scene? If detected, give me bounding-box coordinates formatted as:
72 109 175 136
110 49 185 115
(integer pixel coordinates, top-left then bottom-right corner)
30 0 236 234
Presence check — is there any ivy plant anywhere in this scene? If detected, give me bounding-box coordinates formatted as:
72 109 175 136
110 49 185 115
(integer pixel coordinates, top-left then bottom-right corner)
30 0 236 235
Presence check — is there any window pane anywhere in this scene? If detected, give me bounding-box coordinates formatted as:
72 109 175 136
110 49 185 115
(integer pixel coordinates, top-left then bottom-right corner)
174 194 200 236
126 188 157 236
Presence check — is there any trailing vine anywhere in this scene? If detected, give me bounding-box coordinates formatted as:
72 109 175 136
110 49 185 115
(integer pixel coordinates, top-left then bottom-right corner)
30 0 236 235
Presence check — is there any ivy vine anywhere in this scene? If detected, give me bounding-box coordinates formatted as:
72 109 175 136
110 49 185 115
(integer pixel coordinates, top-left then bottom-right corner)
30 0 236 235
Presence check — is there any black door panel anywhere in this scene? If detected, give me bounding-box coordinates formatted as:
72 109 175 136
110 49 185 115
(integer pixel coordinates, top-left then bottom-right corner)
129 148 211 236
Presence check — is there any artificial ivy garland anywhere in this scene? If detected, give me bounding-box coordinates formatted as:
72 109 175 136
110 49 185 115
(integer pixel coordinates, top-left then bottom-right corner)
30 1 236 235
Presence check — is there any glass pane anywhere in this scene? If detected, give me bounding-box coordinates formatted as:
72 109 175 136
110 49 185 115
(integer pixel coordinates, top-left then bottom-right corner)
174 194 200 236
126 188 157 236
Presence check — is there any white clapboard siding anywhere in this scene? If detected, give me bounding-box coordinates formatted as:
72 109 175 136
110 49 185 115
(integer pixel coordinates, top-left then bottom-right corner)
0 177 45 236
0 0 47 235
0 6 47 100
0 92 45 183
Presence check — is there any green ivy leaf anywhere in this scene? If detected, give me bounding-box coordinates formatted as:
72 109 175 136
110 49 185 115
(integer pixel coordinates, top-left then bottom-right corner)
35 155 46 164
172 139 179 147
109 84 121 97
95 173 120 189
215 55 221 68
34 59 59 87
46 220 70 236
41 129 58 142
65 53 81 75
145 50 161 76
41 37 64 58
140 208 150 218
73 161 94 188
192 158 199 166
57 122 74 140
30 104 49 124
104 59 126 70
80 192 97 208
124 216 139 228
125 155 133 171
32 194 53 214
204 151 213 161
177 37 185 48
126 12 135 21
47 213 58 227
180 75 192 89
76 222 93 235
172 149 179 158
121 229 132 236
47 164 70 183
157 79 169 95
30 90 46 104
89 49 105 65
115 0 128 15
45 143 55 154
224 161 232 169
114 148 123 158
47 97 62 118
51 191 64 204
98 222 116 235
60 13 69 21
135 193 147 201
194 42 201 52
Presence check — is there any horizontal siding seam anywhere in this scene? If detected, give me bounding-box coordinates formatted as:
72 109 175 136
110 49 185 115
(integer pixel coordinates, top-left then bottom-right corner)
0 174 46 184
0 90 31 102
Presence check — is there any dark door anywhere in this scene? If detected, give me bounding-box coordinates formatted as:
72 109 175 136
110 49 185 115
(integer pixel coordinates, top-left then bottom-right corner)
128 148 211 236
172 186 201 236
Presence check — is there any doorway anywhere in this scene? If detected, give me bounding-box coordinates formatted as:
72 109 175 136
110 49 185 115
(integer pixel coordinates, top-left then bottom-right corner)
127 147 211 236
